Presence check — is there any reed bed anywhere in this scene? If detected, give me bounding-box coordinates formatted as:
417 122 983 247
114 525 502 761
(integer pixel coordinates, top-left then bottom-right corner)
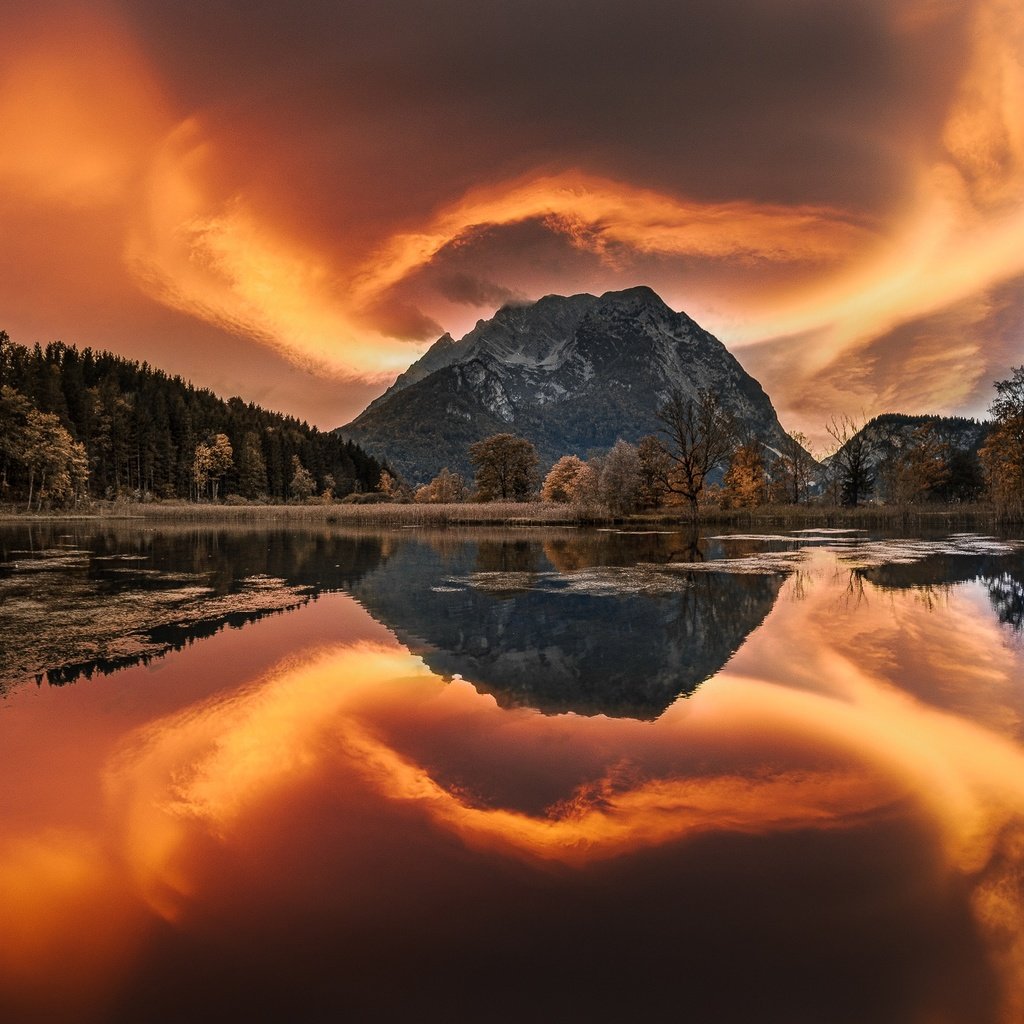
0 500 585 527
0 500 1012 529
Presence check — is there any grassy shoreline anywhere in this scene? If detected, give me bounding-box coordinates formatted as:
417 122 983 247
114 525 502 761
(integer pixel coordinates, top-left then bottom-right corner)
0 500 1012 529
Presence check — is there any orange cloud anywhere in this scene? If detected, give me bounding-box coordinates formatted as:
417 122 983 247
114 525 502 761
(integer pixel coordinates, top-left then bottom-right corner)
347 171 873 309
123 148 877 380
0 832 141 1021
730 0 1024 418
1 0 1021 427
0 8 166 207
125 119 417 381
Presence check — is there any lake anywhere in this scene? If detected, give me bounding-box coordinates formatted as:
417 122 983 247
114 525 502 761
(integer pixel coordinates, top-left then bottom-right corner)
2 522 1023 1023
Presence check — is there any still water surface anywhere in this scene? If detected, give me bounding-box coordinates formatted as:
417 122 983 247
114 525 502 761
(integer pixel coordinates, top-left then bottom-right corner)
1 523 1023 1023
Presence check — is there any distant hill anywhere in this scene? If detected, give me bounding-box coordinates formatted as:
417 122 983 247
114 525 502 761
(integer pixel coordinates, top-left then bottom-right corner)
0 332 384 502
828 413 989 463
825 413 990 502
339 286 796 482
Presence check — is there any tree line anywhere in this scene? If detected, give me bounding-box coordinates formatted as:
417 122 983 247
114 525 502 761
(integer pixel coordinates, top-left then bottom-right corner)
405 368 1024 519
0 332 385 508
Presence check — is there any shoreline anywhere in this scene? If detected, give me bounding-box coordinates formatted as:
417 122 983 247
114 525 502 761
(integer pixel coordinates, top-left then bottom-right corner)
0 500 1012 529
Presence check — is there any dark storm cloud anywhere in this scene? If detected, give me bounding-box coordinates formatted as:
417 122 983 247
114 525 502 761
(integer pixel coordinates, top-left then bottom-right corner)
121 0 968 230
356 298 444 342
434 273 527 309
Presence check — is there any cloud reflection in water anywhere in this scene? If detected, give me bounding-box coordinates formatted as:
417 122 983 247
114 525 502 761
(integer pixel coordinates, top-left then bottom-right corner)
2 546 1024 1022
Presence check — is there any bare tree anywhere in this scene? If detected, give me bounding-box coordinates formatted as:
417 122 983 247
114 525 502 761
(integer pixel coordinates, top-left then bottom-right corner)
651 388 737 515
825 415 875 507
772 431 815 504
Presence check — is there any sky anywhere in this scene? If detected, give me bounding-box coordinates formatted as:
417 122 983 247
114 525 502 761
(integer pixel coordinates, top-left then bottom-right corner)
1 0 1022 443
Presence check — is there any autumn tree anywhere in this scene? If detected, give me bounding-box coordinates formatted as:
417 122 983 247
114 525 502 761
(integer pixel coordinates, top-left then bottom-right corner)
722 441 768 508
414 467 468 503
877 423 951 504
21 409 88 510
192 433 233 500
541 455 585 503
650 388 737 515
376 469 398 497
289 455 316 501
979 366 1024 518
469 433 539 501
192 443 212 501
599 440 643 515
208 434 233 500
568 460 602 511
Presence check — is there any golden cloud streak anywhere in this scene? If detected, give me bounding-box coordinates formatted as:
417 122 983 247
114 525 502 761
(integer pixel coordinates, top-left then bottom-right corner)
347 171 873 306
93 643 891 915
125 121 417 381
732 0 1024 385
125 154 873 380
1 0 1022 419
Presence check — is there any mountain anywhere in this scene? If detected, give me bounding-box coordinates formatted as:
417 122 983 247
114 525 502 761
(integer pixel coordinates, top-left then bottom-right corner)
339 286 794 482
833 413 989 456
825 413 990 502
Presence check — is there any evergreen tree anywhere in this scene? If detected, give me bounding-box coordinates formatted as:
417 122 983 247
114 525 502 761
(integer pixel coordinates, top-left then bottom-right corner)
0 331 385 505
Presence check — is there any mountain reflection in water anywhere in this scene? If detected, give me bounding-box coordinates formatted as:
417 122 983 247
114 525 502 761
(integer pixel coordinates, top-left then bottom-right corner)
2 529 1024 1023
5 526 1023 722
350 531 785 717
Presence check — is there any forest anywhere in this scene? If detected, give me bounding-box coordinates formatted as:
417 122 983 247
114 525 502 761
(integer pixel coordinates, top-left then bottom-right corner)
0 332 385 507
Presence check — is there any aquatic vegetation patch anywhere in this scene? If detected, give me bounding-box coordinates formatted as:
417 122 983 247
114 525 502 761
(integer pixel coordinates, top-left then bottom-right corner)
708 534 804 543
0 548 313 693
660 551 807 575
827 535 1023 569
452 565 695 597
789 528 869 535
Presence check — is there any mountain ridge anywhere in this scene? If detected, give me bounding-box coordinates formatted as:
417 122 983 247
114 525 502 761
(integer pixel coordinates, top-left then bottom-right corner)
340 286 794 482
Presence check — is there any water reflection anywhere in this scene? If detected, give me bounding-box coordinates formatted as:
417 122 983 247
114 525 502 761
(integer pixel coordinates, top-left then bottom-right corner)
350 530 784 718
857 545 1024 632
2 527 1024 1022
5 525 1024 725
2 525 789 715
3 554 1024 1022
0 525 387 689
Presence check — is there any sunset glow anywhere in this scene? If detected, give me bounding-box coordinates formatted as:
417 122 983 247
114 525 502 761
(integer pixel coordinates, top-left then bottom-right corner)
1 0 1021 432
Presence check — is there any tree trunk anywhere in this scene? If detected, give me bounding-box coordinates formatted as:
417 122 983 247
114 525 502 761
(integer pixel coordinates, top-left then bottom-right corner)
26 468 34 511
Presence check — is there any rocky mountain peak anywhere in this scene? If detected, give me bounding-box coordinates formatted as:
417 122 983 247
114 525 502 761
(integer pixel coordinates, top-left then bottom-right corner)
340 286 791 482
